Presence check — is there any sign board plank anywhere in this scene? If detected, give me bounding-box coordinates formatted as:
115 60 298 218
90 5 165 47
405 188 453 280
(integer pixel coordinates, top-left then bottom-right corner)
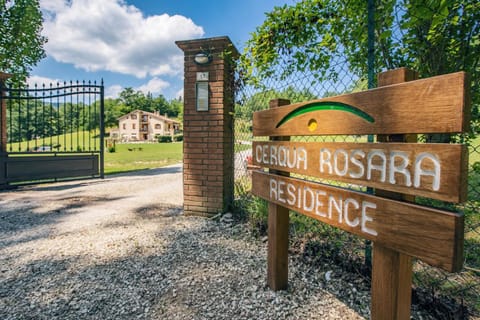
252 171 464 272
252 141 468 203
253 72 469 136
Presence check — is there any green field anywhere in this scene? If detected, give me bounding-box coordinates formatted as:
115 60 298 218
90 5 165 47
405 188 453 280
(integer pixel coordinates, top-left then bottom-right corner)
6 130 101 152
469 135 480 166
105 142 183 174
7 131 183 175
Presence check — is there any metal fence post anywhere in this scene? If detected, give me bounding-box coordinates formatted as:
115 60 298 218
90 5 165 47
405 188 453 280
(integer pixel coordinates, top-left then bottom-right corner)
365 0 376 269
100 80 105 179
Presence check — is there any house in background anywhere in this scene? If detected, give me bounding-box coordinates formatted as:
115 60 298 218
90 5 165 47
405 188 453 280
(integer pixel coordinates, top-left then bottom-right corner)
110 110 181 142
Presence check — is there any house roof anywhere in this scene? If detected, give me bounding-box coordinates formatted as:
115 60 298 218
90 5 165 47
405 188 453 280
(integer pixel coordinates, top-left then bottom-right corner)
117 109 180 124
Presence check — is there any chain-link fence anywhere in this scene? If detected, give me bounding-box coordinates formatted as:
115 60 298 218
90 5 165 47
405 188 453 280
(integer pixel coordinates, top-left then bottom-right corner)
233 9 479 318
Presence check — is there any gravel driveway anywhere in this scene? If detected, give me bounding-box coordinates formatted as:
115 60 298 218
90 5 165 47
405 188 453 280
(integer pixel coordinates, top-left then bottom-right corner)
0 164 371 319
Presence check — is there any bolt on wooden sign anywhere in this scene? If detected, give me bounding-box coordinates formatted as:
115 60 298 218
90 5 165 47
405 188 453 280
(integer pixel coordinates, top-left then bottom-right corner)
251 71 469 273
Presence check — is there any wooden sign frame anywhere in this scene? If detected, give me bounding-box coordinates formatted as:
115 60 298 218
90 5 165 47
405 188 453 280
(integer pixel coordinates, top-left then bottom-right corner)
251 68 469 320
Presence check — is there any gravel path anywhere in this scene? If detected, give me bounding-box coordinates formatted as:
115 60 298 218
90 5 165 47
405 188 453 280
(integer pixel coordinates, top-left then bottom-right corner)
0 164 372 319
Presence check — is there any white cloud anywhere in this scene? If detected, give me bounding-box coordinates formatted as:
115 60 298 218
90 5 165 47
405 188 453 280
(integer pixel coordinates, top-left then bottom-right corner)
40 0 204 78
105 77 170 99
175 88 184 101
27 75 62 88
136 77 170 95
105 84 123 99
40 0 68 15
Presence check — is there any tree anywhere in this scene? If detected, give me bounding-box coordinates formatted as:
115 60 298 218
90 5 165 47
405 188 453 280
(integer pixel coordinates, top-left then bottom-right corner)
241 0 480 128
104 98 123 128
0 0 46 85
103 88 183 129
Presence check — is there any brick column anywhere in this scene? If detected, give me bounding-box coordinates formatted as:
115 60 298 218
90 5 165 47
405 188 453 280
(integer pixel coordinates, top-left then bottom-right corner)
176 36 238 216
0 72 11 188
0 72 11 153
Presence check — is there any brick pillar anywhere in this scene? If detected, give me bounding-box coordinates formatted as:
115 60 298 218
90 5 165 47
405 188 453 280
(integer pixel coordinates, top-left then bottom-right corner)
176 36 238 216
0 73 11 188
0 72 11 153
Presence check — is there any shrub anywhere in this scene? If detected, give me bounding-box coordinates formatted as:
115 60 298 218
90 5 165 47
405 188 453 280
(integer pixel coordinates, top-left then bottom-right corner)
233 194 268 236
174 134 183 142
473 161 480 173
157 135 172 143
107 146 116 153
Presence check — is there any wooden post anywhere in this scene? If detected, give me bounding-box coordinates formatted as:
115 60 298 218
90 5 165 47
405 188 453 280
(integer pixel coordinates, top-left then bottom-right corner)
371 67 418 320
267 98 291 291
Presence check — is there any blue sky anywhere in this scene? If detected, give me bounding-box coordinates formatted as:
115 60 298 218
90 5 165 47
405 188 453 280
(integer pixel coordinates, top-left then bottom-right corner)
32 0 294 99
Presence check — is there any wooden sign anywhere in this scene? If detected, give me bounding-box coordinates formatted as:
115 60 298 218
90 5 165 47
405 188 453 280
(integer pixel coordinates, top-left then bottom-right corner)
252 171 463 272
252 141 468 202
251 69 469 320
253 72 469 136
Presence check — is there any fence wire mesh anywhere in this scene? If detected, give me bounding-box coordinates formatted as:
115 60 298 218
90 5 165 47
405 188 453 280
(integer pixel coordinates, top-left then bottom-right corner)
233 53 479 317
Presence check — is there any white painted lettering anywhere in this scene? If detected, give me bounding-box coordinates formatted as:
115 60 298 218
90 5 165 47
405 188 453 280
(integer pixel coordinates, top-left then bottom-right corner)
297 147 308 170
328 195 343 222
262 145 269 164
277 180 286 203
361 201 377 236
414 152 441 191
320 148 333 174
367 150 387 182
344 198 360 227
287 183 296 206
303 187 315 212
269 179 277 200
389 151 412 186
349 149 365 179
333 149 349 176
270 145 278 166
255 145 262 164
315 190 327 217
278 146 287 167
287 147 296 169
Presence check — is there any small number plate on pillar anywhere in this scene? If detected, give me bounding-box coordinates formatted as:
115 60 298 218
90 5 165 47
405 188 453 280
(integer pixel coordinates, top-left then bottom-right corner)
196 82 209 111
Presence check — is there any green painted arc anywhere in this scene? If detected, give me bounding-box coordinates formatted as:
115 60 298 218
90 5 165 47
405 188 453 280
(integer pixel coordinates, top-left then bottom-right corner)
275 101 375 128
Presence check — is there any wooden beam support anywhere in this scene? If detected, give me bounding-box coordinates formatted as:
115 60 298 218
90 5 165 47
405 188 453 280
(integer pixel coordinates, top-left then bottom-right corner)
267 98 290 291
371 68 417 320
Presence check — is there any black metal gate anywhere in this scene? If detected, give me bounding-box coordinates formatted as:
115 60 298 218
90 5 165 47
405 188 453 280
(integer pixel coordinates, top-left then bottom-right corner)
0 79 104 188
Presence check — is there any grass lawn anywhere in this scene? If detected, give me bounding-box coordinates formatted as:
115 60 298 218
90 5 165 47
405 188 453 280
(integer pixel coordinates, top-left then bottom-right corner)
469 135 480 166
105 142 183 175
7 130 101 152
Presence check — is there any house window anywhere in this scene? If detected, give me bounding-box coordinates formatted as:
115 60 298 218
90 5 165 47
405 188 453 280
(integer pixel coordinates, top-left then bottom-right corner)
143 115 148 122
131 114 137 120
132 124 136 129
122 123 126 129
155 124 161 130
